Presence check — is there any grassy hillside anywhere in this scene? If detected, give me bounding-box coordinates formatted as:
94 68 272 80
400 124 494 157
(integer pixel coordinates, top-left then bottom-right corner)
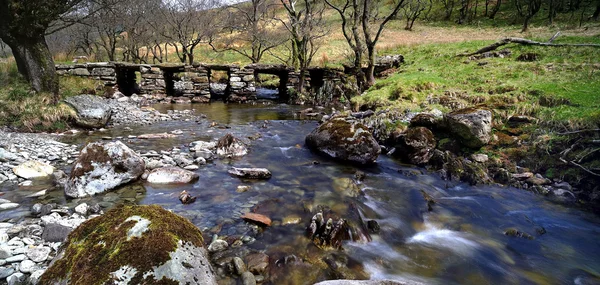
356 33 600 129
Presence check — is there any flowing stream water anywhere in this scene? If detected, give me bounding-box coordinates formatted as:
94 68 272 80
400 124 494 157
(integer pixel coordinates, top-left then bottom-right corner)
1 103 600 284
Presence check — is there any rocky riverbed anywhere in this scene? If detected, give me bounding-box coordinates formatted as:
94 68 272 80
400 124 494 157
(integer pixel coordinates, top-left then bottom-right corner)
1 101 599 285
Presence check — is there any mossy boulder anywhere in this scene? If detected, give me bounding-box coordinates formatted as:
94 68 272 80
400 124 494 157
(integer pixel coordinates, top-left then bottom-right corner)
40 205 217 285
445 107 492 149
393 127 437 165
65 141 145 198
306 117 381 165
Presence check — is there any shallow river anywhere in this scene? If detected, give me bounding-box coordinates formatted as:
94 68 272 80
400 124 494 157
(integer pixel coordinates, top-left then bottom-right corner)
2 103 600 284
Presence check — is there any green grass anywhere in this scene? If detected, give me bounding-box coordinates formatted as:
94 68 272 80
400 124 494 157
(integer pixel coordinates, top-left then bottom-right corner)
0 60 100 131
356 34 600 129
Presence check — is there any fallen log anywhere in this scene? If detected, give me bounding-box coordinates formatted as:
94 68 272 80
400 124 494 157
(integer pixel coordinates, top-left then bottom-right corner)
460 35 600 57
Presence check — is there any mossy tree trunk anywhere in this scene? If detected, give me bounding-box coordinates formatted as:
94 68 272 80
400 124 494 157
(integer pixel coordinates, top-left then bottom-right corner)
4 36 59 97
0 0 82 102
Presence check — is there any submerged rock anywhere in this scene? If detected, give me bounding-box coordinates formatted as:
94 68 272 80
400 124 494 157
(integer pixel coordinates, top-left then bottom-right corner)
306 117 380 165
146 166 199 184
445 107 492 148
39 205 217 285
65 141 145 198
228 167 272 179
179 190 197 204
240 213 272 227
314 280 423 285
64 94 112 128
137 133 178 139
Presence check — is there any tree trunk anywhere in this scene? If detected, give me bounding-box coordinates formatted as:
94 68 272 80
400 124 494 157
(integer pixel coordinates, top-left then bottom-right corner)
593 0 600 20
522 16 531 32
365 45 376 88
298 67 306 95
353 47 366 90
489 0 501 19
5 36 59 98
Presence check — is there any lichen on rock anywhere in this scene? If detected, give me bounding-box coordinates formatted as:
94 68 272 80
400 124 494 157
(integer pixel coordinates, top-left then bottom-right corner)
65 141 145 198
39 205 217 285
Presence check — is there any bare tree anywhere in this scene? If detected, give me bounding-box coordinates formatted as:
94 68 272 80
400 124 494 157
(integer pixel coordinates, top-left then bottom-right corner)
211 0 287 63
403 0 431 30
489 0 502 19
85 0 126 61
279 0 328 93
515 0 542 31
156 0 219 65
325 0 406 89
441 0 456 20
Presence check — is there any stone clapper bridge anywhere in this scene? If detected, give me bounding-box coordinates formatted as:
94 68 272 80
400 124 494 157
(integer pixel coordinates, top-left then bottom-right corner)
56 62 352 103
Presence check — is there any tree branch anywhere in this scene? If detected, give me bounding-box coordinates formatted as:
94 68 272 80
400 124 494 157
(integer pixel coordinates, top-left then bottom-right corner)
460 37 600 56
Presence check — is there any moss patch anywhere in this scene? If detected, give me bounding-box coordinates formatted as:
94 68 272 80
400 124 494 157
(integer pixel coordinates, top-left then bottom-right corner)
70 143 112 178
40 205 204 285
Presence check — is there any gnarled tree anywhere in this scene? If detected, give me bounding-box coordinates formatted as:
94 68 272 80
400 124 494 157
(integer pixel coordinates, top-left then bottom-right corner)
0 0 85 97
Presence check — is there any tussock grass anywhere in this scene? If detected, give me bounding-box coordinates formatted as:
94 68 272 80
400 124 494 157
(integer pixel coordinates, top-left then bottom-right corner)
0 60 100 131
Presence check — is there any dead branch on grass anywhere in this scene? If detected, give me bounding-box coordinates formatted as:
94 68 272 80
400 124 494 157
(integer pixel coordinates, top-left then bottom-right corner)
459 33 600 57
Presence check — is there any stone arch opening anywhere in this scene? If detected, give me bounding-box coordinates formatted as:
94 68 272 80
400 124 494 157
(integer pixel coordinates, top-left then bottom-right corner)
163 71 175 96
207 68 230 100
250 64 291 102
308 68 325 92
115 65 141 96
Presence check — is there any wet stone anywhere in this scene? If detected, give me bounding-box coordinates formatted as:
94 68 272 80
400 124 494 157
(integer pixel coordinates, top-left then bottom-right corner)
0 267 14 279
245 253 269 275
232 257 247 275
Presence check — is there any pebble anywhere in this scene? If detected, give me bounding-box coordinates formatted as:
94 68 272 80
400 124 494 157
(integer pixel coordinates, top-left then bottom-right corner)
5 254 26 263
208 239 229 253
0 267 15 279
19 260 36 273
233 257 247 275
0 248 12 259
26 247 51 263
0 203 19 211
236 186 250 193
184 165 199 170
241 271 256 285
7 272 25 285
75 203 89 215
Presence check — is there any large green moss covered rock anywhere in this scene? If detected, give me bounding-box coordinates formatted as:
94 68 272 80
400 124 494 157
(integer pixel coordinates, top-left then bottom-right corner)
40 205 217 285
306 117 381 165
445 107 492 149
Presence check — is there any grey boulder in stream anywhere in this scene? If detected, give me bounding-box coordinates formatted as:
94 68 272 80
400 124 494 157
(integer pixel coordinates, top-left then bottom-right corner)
306 116 381 165
64 94 112 128
65 141 145 198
